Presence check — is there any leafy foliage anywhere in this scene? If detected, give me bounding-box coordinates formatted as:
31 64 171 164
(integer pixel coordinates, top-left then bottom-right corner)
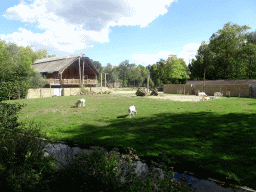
0 40 53 101
189 22 256 80
30 72 47 88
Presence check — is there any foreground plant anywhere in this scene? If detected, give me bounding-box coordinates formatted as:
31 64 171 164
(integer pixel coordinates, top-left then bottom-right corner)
0 101 61 191
42 146 195 192
0 123 195 191
0 120 61 191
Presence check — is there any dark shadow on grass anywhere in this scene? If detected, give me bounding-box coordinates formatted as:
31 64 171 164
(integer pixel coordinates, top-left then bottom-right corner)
52 111 256 190
117 115 129 118
70 106 86 108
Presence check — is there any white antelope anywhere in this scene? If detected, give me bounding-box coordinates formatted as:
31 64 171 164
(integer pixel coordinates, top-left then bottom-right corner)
128 105 137 118
198 92 207 97
76 99 85 107
214 92 223 97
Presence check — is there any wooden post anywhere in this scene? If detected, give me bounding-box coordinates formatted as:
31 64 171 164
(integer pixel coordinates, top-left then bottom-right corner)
249 84 251 98
105 73 108 88
101 73 102 94
79 57 81 84
203 68 206 92
147 72 150 92
82 61 84 85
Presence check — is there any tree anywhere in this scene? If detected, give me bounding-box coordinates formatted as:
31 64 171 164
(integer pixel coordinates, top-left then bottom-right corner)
34 49 48 60
129 67 140 86
116 60 131 87
7 42 20 67
209 22 251 79
239 42 256 78
189 22 254 80
246 31 256 45
11 46 36 99
0 40 13 82
189 58 202 80
112 66 120 83
103 63 113 83
119 60 129 85
192 41 217 80
93 61 103 73
0 40 14 101
166 54 189 84
149 64 159 86
149 78 154 87
155 59 166 86
126 63 136 86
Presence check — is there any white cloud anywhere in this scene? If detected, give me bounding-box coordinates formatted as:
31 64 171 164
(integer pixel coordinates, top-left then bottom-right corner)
130 43 201 66
1 0 177 53
131 51 176 66
177 43 201 65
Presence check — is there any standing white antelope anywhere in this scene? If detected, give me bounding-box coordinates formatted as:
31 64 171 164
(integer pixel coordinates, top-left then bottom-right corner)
128 105 137 118
76 99 85 107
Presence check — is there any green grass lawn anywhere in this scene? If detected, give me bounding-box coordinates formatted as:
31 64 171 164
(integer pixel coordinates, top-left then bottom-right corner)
3 93 256 190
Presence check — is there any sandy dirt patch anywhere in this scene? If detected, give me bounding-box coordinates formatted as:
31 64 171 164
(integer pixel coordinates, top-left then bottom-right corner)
147 95 203 102
111 91 137 94
110 91 223 102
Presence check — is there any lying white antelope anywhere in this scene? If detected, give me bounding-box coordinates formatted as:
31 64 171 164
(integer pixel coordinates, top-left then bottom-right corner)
76 99 85 107
203 96 210 100
198 92 207 97
128 105 137 118
214 92 223 97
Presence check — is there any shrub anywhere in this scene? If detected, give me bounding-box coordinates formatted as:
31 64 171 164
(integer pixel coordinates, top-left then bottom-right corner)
0 101 60 191
79 84 89 95
30 72 47 89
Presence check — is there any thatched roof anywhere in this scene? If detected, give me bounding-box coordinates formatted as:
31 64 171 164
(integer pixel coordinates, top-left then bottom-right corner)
32 54 100 77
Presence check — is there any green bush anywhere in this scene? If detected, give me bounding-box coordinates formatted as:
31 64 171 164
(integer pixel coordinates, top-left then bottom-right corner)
30 72 47 89
79 84 89 94
0 102 60 191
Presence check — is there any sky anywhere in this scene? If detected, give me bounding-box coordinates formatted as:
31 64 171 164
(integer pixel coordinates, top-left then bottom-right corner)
0 0 256 67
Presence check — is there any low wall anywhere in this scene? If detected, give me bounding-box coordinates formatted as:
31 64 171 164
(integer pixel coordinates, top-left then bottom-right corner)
194 84 250 97
26 87 111 99
163 84 193 95
164 84 252 97
26 88 54 99
63 87 110 96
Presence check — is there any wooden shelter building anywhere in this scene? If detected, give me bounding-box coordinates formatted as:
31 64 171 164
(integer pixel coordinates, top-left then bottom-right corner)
32 54 100 90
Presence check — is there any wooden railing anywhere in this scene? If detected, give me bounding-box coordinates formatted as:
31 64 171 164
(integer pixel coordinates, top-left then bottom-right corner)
46 79 98 85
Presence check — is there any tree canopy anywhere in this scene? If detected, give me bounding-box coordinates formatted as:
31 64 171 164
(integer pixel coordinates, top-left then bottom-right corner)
0 39 56 101
189 22 256 80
